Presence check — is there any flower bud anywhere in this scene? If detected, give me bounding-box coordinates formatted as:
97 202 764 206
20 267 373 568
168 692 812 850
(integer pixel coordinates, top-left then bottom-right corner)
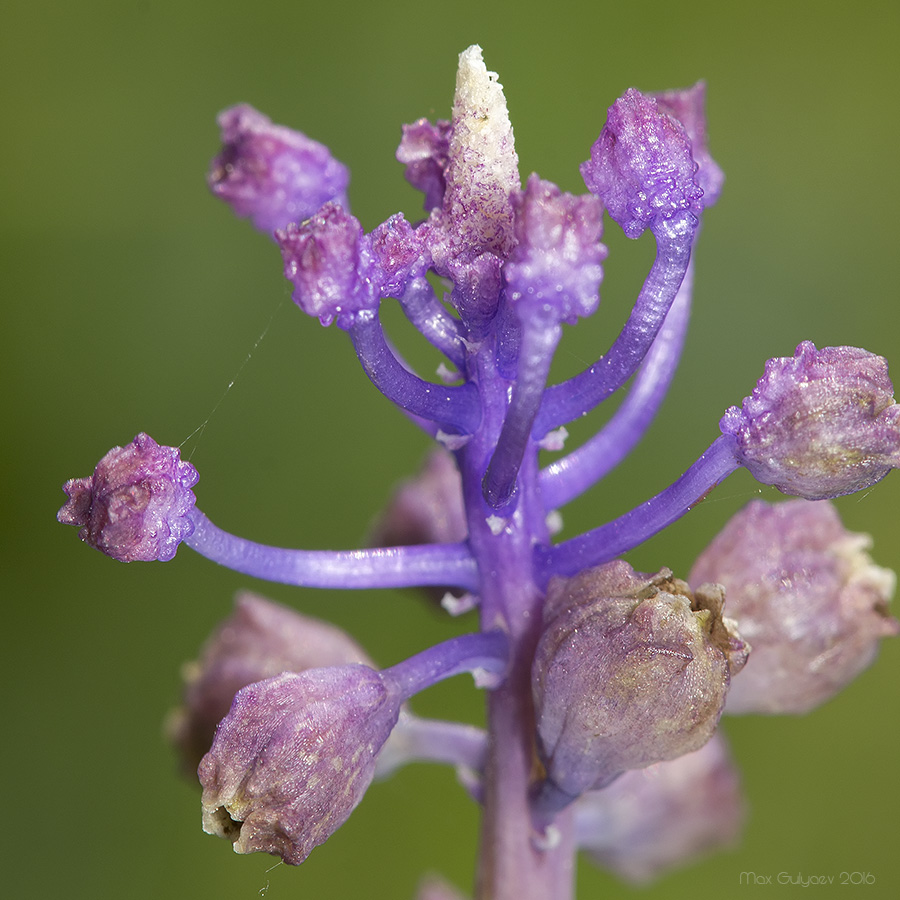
720 341 900 499
209 104 349 234
199 666 401 865
690 499 898 714
575 734 743 883
396 118 452 212
504 174 606 324
277 202 378 326
57 433 197 562
652 82 724 208
580 89 703 239
169 592 373 774
532 561 746 811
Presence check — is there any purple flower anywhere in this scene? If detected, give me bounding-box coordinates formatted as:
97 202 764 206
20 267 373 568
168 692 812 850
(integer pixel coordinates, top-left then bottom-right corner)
721 341 900 499
532 561 747 813
396 118 452 212
57 432 197 562
575 734 743 883
209 104 349 234
505 175 606 324
199 666 400 865
581 88 704 239
691 499 898 714
169 592 374 774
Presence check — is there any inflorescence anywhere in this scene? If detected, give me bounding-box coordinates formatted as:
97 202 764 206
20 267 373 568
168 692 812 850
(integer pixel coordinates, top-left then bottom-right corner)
59 46 898 898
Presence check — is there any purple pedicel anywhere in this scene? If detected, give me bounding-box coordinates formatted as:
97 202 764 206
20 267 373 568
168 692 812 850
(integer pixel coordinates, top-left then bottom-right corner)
209 104 349 234
532 561 746 814
690 499 898 714
58 432 197 562
720 341 900 499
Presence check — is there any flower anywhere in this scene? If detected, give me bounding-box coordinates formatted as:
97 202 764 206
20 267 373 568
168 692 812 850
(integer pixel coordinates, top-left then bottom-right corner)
720 341 900 499
57 432 197 562
531 561 747 813
690 499 898 713
199 666 401 865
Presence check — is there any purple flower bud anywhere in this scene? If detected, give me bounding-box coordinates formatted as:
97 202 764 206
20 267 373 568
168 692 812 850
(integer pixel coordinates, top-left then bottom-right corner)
276 202 377 326
532 561 746 809
209 104 349 234
504 175 606 324
369 213 429 299
396 118 452 212
581 88 703 239
576 734 743 884
441 45 519 260
369 448 467 548
169 592 373 774
57 433 197 562
690 499 898 714
720 342 900 499
653 82 724 208
199 666 401 865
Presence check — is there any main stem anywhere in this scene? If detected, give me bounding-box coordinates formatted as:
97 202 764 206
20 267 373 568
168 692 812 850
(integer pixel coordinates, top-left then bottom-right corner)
461 343 576 900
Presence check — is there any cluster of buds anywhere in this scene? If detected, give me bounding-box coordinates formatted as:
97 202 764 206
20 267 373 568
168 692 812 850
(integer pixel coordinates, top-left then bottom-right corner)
58 46 897 899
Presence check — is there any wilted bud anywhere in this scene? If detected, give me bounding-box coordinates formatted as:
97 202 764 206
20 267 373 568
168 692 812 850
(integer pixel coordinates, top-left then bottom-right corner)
57 433 197 562
580 88 703 239
200 665 401 865
209 104 349 234
575 734 743 884
720 342 900 499
690 499 898 714
532 561 746 812
169 592 372 774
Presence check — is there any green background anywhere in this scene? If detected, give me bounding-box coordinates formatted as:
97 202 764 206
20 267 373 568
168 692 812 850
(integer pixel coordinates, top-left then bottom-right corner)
3 1 898 898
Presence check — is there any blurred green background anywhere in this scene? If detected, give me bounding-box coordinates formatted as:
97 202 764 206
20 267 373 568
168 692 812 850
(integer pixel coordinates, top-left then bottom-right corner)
3 1 899 898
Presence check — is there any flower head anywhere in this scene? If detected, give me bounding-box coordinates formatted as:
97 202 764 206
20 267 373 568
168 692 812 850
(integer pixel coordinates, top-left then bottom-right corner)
57 433 197 562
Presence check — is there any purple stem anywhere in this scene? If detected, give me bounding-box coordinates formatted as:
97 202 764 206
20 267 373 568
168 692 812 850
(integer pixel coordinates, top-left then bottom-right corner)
539 261 693 509
398 277 467 368
183 508 479 591
383 630 510 699
537 434 739 582
349 308 481 433
374 713 487 778
483 319 562 511
533 216 693 435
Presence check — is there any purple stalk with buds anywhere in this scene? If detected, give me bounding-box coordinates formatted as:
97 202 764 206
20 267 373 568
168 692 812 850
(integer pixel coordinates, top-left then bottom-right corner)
58 46 898 900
